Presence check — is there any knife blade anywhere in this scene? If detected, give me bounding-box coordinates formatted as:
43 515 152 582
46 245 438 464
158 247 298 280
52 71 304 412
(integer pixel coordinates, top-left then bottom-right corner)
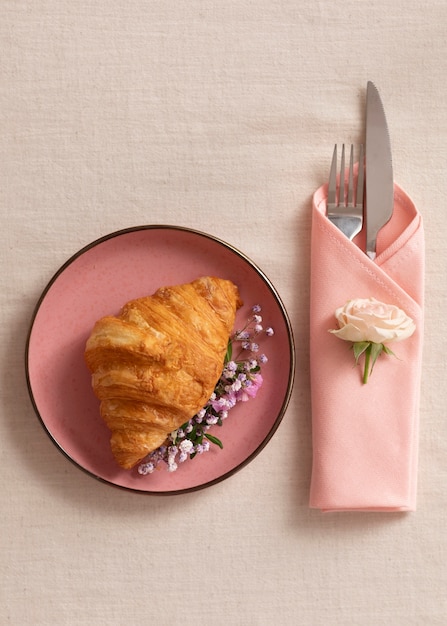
365 81 394 260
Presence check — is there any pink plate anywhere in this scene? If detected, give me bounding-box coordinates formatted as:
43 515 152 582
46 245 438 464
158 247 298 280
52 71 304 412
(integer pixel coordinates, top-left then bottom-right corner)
25 226 295 494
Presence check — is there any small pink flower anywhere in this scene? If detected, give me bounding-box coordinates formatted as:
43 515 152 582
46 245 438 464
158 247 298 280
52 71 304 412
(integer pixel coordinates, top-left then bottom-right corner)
236 373 263 401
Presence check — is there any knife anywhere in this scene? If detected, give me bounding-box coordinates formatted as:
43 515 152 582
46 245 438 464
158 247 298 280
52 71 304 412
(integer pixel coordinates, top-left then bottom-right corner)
365 81 394 260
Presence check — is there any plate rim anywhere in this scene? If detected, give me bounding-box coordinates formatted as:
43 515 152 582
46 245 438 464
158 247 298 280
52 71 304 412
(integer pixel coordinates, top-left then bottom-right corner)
25 224 296 495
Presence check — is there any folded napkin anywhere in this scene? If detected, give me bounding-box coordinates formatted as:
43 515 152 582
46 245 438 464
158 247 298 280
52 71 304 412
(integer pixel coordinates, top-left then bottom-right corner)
309 181 424 512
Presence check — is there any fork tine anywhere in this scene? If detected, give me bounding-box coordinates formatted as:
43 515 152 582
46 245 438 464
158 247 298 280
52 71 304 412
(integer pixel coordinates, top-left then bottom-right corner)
326 143 364 241
339 144 345 206
327 144 337 209
347 145 354 208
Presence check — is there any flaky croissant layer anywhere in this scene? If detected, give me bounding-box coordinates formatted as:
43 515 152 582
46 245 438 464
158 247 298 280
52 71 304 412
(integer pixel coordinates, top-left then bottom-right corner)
84 276 242 469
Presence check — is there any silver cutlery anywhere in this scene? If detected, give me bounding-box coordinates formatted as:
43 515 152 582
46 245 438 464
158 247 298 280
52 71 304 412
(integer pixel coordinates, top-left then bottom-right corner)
326 83 394 258
327 143 364 241
365 81 394 260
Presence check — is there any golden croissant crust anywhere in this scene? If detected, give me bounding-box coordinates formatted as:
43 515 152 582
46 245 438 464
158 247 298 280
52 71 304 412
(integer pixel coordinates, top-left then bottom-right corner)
84 276 242 469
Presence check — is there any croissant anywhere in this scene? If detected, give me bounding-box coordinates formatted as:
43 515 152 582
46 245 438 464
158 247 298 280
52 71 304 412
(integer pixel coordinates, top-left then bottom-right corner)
84 276 242 469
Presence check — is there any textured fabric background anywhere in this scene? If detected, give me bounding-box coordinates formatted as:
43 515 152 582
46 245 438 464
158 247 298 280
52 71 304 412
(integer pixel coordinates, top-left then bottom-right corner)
1 1 446 624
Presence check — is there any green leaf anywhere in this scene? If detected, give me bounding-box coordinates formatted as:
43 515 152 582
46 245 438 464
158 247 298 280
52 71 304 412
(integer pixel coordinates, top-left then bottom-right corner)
225 340 232 363
353 341 371 364
382 345 396 357
204 433 223 449
369 342 384 373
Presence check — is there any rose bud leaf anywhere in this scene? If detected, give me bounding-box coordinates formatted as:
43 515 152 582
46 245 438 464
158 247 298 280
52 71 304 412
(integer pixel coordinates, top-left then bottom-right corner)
353 341 371 364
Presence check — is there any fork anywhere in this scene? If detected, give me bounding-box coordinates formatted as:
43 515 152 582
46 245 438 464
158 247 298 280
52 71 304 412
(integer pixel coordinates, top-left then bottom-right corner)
327 144 364 240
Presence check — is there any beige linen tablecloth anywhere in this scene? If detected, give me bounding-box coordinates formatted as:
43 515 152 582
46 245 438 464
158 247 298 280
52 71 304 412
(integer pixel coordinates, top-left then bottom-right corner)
2 2 447 624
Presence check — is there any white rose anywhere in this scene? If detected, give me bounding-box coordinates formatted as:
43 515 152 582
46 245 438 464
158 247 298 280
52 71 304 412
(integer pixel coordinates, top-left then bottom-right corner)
329 297 416 344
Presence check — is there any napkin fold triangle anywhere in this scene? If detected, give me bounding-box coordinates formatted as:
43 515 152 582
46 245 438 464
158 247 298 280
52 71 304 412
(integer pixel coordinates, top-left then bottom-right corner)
309 182 424 512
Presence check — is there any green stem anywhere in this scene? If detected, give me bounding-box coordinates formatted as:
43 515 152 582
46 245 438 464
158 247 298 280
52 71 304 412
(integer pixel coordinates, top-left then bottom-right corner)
363 344 371 384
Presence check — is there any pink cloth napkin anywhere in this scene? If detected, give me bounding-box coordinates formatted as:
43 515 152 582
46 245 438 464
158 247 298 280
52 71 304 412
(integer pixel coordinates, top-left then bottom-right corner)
309 182 424 512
